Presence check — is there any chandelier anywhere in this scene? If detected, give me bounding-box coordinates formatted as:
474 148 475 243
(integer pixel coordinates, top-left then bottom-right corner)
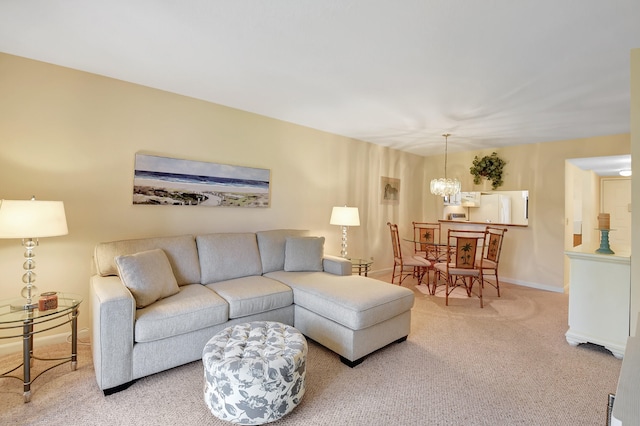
430 133 461 197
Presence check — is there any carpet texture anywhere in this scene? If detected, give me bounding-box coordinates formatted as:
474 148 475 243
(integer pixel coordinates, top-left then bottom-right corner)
0 279 622 425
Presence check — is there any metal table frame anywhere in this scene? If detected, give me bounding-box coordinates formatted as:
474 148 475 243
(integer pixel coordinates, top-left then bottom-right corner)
0 293 81 402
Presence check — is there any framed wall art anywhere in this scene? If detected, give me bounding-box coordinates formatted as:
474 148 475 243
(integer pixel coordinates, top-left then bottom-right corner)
133 153 271 207
380 176 400 205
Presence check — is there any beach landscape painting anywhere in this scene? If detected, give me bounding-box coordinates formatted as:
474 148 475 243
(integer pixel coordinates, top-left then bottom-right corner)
133 154 270 207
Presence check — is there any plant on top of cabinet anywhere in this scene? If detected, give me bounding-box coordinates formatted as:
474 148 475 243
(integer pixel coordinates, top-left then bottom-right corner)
470 152 506 190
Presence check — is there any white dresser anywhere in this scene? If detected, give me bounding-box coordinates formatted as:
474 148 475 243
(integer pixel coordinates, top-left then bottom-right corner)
565 247 631 359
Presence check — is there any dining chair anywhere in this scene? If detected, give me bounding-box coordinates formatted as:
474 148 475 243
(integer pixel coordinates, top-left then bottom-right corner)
434 229 486 307
412 221 443 286
477 226 507 297
411 221 442 259
387 222 431 287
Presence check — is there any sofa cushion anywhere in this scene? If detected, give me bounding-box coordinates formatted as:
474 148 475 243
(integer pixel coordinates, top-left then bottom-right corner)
265 271 415 330
115 249 180 308
94 234 200 285
197 233 263 284
134 284 229 343
284 237 325 272
256 229 309 273
206 275 293 319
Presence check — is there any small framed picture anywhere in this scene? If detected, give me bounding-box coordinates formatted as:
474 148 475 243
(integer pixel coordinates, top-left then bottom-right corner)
380 176 400 205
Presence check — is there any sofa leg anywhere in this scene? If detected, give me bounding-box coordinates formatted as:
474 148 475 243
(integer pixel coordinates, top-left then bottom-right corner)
340 336 409 367
340 355 365 368
103 380 136 396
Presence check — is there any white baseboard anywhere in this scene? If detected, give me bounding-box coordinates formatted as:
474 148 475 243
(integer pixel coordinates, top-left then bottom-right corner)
499 277 564 293
0 328 90 357
368 267 564 293
367 267 392 278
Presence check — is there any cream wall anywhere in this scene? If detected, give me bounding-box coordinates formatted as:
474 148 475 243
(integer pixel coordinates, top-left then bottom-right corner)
564 163 600 249
0 52 633 343
0 53 426 336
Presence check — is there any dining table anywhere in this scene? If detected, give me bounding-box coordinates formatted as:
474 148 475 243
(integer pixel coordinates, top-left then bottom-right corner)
402 237 455 291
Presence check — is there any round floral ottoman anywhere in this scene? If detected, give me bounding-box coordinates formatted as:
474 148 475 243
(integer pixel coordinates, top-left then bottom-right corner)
202 321 307 425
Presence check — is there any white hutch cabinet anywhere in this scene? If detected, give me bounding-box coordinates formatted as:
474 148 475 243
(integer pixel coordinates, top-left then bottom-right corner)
565 247 631 359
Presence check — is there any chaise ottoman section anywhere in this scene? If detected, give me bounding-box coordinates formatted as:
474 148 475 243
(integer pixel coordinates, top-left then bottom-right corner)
268 272 413 329
265 271 414 365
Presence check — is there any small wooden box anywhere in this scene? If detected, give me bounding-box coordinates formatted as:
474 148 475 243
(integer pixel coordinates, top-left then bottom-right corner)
38 292 58 311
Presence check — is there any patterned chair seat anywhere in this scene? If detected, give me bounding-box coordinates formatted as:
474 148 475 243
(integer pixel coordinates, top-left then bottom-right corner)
202 321 307 425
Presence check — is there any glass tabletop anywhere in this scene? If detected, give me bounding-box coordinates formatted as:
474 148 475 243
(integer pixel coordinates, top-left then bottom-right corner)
0 292 83 324
349 258 373 266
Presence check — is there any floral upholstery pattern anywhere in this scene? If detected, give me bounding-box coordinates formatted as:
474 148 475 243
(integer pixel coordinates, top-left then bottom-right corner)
203 321 307 425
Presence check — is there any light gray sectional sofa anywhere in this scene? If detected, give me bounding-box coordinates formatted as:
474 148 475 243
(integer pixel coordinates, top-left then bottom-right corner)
90 229 414 394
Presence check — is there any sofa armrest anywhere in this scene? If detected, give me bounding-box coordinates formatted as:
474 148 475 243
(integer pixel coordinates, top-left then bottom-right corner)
323 255 352 276
90 275 136 391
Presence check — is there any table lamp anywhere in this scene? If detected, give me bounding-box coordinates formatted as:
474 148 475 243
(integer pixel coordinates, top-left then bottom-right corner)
0 197 68 309
329 206 360 258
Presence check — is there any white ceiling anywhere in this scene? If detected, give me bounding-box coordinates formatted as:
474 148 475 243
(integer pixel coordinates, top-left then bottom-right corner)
0 1 638 171
568 155 631 177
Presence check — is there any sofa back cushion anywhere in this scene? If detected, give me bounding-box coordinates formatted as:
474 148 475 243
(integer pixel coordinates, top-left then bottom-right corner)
284 236 325 272
197 233 263 284
256 229 309 273
114 248 180 308
94 235 200 285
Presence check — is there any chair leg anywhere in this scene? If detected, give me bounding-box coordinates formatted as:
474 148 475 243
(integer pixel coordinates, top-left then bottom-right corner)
445 276 450 306
427 267 434 294
431 269 440 295
414 268 422 286
470 276 484 308
465 276 484 308
494 271 501 297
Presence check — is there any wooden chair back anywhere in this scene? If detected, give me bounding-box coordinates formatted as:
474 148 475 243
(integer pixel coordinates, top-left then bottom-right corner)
446 229 485 271
412 222 441 253
484 226 507 264
387 222 402 260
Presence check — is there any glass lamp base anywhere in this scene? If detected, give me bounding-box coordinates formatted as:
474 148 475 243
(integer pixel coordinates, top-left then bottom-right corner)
10 300 38 311
11 285 39 311
21 284 39 300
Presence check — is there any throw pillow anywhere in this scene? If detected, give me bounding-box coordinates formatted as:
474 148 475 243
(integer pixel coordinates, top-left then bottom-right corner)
284 236 325 272
115 248 180 308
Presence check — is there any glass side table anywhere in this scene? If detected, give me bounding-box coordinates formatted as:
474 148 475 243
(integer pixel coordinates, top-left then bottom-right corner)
0 292 82 402
349 258 373 276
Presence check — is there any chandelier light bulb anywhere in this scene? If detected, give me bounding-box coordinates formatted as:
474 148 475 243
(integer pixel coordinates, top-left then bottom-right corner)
430 177 462 197
430 133 461 197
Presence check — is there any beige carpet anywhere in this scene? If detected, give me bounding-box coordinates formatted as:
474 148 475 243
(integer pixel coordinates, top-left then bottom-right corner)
0 278 622 425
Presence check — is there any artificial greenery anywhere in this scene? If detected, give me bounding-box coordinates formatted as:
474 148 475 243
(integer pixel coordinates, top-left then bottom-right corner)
470 152 506 190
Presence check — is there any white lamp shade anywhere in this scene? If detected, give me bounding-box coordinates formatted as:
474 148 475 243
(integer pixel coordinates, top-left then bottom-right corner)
0 199 68 239
330 206 360 227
